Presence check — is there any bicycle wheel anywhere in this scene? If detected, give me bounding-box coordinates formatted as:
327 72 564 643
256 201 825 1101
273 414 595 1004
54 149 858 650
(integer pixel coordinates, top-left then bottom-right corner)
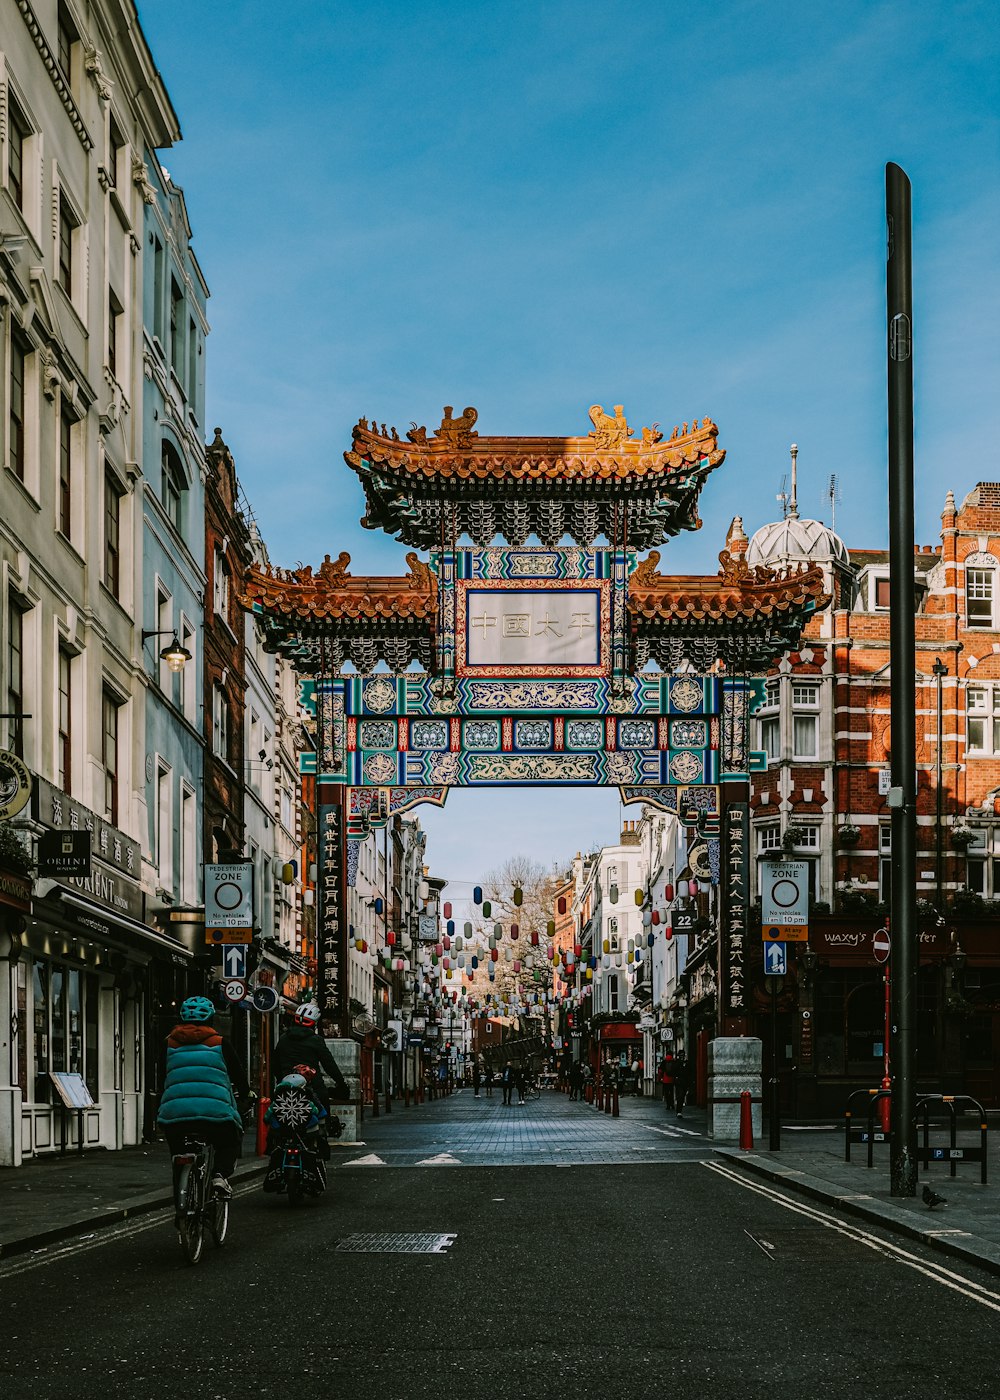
210 1190 229 1246
176 1164 205 1265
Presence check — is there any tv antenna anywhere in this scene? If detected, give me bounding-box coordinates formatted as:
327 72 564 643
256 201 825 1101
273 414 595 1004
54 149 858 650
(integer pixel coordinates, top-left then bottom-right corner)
824 473 841 533
776 475 790 519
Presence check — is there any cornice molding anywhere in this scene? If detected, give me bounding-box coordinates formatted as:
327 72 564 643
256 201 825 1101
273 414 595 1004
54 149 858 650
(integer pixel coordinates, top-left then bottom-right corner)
15 1 93 151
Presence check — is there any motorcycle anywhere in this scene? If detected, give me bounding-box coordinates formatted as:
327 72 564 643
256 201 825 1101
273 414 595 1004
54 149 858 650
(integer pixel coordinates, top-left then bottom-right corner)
263 1125 328 1205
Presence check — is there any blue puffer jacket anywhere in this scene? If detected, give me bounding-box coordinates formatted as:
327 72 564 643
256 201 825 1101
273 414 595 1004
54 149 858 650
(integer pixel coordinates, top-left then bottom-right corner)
157 1025 243 1128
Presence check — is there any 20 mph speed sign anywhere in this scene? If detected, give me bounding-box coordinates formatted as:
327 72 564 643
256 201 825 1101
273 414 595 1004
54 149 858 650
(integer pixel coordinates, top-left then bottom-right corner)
761 859 809 926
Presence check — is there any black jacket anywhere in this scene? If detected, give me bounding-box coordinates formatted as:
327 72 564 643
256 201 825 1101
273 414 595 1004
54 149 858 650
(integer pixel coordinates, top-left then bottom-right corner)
272 1025 348 1097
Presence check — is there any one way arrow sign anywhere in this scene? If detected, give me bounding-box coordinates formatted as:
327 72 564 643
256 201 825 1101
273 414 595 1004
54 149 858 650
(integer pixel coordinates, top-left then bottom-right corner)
764 941 787 976
223 945 247 980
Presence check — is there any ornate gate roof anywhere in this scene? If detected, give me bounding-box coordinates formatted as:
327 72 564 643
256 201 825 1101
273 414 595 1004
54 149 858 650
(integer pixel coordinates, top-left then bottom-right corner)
345 405 725 549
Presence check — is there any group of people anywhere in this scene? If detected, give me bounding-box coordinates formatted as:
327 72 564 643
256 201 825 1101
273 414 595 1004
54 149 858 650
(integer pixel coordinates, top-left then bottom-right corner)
469 1058 535 1105
155 998 348 1197
657 1051 690 1116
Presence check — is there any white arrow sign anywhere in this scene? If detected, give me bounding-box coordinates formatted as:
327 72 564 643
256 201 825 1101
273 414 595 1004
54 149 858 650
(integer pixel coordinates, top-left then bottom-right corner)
764 942 787 976
223 946 247 980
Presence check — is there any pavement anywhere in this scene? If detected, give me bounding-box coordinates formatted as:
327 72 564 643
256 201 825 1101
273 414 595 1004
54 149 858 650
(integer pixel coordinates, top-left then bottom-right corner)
3 1087 1000 1283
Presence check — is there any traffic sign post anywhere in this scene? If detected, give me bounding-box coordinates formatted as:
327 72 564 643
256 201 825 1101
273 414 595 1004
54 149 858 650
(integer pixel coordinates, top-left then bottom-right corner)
223 978 248 1004
762 923 808 944
223 946 248 980
875 922 892 1131
761 860 809 927
764 942 787 976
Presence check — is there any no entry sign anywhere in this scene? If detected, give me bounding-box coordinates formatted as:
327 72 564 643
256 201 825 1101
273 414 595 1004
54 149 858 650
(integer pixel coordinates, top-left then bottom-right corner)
873 929 891 963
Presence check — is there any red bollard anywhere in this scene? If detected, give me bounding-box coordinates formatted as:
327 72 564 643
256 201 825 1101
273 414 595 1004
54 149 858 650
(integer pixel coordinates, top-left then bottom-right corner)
585 1083 593 1104
604 1084 613 1114
878 1077 891 1133
256 1096 270 1157
612 1087 620 1118
596 1083 603 1110
739 1090 754 1151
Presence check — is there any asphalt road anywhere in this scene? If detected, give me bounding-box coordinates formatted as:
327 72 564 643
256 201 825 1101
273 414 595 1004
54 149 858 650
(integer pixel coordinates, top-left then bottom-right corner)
2 1146 999 1400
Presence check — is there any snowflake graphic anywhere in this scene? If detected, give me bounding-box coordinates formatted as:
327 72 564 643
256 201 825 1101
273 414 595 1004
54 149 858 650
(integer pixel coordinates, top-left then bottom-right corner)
271 1091 314 1128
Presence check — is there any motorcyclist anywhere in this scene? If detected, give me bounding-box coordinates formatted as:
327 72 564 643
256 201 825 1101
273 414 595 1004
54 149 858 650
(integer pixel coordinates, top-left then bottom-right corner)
272 1003 348 1117
156 995 250 1196
264 1071 327 1150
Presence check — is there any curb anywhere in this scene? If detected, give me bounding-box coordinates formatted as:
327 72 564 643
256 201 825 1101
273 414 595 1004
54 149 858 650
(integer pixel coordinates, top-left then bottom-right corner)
0 1158 269 1262
716 1148 1000 1279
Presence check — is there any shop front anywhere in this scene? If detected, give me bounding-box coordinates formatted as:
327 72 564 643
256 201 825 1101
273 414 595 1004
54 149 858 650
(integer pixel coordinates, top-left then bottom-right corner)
0 781 191 1166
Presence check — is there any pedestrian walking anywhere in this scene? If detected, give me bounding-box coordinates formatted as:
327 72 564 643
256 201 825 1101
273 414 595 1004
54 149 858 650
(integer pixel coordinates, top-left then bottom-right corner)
501 1060 515 1106
568 1060 583 1102
484 1063 494 1098
472 1059 482 1099
515 1062 526 1106
631 1058 643 1097
658 1052 675 1110
673 1052 690 1118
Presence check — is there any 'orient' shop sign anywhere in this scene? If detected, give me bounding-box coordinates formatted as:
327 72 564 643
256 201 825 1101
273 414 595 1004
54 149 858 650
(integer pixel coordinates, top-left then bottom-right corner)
68 861 143 920
32 777 141 879
722 802 749 1013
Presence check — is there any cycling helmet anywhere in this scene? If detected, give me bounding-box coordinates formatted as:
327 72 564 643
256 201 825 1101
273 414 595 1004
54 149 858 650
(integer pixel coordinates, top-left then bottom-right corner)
279 1074 307 1089
293 1003 321 1027
180 996 215 1023
292 1063 318 1082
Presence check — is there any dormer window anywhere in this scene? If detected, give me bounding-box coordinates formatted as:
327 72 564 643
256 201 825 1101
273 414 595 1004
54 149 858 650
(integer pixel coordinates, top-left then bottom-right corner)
872 575 890 610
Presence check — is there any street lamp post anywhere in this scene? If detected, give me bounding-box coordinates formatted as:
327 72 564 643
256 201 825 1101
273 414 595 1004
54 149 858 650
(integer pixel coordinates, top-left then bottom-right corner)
933 658 948 915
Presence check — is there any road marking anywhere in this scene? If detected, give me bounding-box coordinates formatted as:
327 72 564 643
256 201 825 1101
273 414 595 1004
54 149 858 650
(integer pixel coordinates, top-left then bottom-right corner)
744 1229 777 1260
416 1153 462 1166
342 1153 386 1166
0 1180 260 1280
705 1160 1000 1314
642 1124 684 1139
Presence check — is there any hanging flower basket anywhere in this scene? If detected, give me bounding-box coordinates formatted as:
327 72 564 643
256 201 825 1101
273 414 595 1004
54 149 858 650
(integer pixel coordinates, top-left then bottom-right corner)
951 826 976 849
839 823 862 847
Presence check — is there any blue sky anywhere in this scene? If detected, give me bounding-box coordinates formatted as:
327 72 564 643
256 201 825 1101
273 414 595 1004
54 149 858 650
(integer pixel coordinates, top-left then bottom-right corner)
139 0 999 883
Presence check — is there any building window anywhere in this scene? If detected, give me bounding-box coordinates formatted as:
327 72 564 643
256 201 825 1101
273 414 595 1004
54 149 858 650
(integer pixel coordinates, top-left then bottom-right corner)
966 568 995 629
873 576 890 610
107 289 123 380
760 713 780 761
879 825 892 902
102 691 120 825
792 682 820 759
180 785 196 904
58 195 77 296
57 3 78 84
180 619 196 721
162 443 185 532
791 824 820 849
212 685 230 762
608 974 619 1013
188 318 198 402
169 279 184 381
607 915 619 952
213 549 230 623
966 685 1000 756
156 763 172 886
966 828 997 899
6 598 26 757
9 331 28 480
104 476 122 597
58 406 73 538
58 647 72 793
153 237 165 341
757 823 782 853
7 96 30 213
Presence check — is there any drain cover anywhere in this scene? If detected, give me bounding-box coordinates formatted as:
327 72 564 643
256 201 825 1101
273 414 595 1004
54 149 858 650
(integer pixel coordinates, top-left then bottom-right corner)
335 1232 456 1254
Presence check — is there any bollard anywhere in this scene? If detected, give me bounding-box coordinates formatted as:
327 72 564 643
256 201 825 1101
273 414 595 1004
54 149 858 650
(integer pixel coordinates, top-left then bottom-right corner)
256 1096 271 1157
612 1086 620 1118
604 1084 613 1115
596 1083 604 1110
585 1082 593 1104
739 1090 754 1151
879 1076 891 1134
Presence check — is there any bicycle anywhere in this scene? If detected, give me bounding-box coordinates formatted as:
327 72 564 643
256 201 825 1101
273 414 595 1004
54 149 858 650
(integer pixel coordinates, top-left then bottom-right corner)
521 1075 541 1102
172 1136 230 1264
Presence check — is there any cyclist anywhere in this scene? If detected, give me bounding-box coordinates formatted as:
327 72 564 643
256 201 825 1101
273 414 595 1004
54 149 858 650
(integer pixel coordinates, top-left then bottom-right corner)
272 1003 348 1118
156 995 250 1195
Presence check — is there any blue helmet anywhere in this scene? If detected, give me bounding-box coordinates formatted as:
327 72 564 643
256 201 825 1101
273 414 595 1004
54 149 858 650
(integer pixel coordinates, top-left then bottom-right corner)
180 996 215 1023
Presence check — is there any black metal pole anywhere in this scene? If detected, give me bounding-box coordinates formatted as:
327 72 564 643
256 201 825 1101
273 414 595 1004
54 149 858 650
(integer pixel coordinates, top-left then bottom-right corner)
769 976 780 1151
934 658 946 914
886 161 918 1197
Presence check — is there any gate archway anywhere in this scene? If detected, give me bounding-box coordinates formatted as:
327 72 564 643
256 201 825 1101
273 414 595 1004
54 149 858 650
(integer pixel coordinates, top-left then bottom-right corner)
242 403 827 1039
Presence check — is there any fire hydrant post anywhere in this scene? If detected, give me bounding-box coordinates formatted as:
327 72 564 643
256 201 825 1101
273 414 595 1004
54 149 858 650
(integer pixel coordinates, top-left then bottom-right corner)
739 1090 754 1151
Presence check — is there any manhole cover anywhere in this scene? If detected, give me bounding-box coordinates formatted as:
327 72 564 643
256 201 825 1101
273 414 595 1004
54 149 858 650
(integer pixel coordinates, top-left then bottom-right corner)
335 1232 456 1254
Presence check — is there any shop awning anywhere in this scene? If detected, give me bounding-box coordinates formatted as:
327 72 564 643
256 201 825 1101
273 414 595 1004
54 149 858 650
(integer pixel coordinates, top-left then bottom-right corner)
32 886 192 962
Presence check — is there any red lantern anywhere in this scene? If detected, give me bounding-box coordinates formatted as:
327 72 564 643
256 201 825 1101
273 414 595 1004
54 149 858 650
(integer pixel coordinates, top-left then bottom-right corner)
558 896 567 915
530 931 539 946
574 943 582 957
435 943 443 956
511 924 519 940
665 927 673 941
490 948 498 962
443 901 452 919
664 883 674 902
443 936 451 950
651 910 660 925
386 930 396 946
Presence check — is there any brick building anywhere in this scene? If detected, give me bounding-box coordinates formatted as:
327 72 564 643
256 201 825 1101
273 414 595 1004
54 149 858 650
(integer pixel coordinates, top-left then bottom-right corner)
733 476 1000 1112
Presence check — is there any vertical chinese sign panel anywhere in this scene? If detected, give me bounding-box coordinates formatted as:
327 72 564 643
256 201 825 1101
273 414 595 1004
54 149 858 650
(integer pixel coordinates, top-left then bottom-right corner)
722 799 749 1015
317 796 345 1031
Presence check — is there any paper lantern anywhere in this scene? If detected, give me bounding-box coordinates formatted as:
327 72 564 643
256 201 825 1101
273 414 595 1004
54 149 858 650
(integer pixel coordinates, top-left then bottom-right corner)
664 883 674 902
386 931 396 946
454 936 463 952
586 968 593 980
665 927 673 941
558 896 567 915
442 936 450 950
435 942 443 956
676 880 687 899
642 910 652 928
490 948 498 962
647 933 655 948
464 921 473 937
547 920 556 937
473 886 483 905
634 888 645 907
513 886 523 907
443 901 452 920
511 924 519 940
609 884 619 904
651 910 660 926
530 931 539 946
447 919 455 936
482 900 492 918
603 939 610 954
471 956 479 969
513 960 521 973
418 880 429 901
574 943 582 957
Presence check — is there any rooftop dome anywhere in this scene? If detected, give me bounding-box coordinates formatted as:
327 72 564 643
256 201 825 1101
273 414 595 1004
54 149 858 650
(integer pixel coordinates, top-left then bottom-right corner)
746 515 849 567
746 442 849 568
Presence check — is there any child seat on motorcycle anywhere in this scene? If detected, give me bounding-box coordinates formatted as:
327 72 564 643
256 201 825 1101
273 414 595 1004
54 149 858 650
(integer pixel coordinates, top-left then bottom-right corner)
269 1083 319 1130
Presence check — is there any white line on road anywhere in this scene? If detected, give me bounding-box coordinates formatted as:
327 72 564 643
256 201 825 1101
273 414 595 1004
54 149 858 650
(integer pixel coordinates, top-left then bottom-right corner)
704 1160 1000 1314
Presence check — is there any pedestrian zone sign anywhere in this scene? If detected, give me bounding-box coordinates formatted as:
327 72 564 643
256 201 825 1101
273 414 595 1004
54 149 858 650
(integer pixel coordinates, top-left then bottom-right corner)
761 859 809 926
205 863 253 928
